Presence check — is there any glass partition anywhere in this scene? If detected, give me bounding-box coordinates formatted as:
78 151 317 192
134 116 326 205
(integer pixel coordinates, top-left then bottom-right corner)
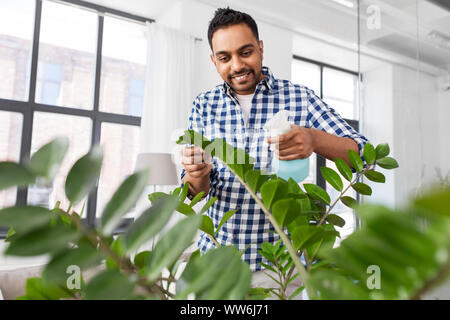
358 0 450 208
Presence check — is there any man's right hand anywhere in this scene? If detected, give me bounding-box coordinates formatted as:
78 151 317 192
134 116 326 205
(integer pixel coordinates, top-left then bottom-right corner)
181 146 212 178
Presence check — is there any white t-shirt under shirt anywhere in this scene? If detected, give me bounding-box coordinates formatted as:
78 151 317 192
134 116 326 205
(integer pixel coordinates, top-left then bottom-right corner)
234 92 254 125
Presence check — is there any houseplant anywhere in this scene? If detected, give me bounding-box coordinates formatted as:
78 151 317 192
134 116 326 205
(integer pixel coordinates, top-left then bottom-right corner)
176 130 450 300
0 133 448 299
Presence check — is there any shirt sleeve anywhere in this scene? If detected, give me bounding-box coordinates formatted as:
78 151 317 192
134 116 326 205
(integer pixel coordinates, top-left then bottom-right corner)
180 97 205 184
306 88 369 155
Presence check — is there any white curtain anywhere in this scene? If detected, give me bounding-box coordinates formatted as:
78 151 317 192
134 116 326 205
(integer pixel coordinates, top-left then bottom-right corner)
140 22 196 156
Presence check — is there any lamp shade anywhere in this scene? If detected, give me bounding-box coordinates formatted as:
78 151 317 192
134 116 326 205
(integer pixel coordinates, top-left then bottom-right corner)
135 153 179 185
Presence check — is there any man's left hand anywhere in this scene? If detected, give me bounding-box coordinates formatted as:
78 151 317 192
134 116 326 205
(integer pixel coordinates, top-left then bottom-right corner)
267 124 315 161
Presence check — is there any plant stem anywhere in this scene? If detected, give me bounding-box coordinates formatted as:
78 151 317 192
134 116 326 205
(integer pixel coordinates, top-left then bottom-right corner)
207 233 221 247
411 258 450 300
318 164 373 226
62 210 171 299
226 166 317 299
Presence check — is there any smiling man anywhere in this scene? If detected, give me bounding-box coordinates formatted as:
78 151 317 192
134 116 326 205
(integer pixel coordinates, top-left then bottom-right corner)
180 7 369 296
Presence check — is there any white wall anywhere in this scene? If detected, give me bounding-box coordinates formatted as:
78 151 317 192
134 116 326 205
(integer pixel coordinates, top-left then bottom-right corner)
362 62 442 208
362 64 396 208
392 66 441 205
158 0 293 95
438 86 450 178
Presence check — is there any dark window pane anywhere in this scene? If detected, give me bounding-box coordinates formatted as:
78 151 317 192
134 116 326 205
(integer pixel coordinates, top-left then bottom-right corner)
0 111 23 208
0 0 35 101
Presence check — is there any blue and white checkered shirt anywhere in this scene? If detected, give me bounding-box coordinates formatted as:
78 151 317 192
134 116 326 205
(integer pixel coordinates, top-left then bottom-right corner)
181 66 368 271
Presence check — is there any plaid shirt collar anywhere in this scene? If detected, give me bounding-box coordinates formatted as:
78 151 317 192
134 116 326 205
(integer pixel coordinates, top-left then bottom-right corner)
220 66 276 97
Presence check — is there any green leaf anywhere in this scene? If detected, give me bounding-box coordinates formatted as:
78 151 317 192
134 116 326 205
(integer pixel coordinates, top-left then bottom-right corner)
5 227 16 242
189 191 205 207
177 202 196 216
43 243 104 285
177 130 212 150
177 246 250 300
363 143 376 165
364 170 386 183
291 225 322 250
29 137 69 180
180 182 189 203
200 215 215 236
246 287 272 300
260 180 288 209
215 209 238 237
65 146 103 205
229 148 255 180
100 169 149 235
201 250 244 299
146 215 201 280
148 192 168 204
0 162 36 191
224 264 252 300
341 196 357 209
123 195 178 254
85 270 136 300
245 170 268 193
376 157 399 170
375 143 390 160
348 149 364 172
289 286 304 300
326 214 346 228
0 206 53 233
414 187 450 218
303 183 331 205
21 278 74 300
320 167 343 192
5 223 80 256
334 158 353 182
199 196 217 214
133 251 151 269
105 236 126 270
272 199 302 228
352 182 373 196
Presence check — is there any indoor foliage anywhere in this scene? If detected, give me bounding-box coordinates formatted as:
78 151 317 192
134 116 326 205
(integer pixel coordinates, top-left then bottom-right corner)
175 130 450 300
0 132 449 300
0 137 251 300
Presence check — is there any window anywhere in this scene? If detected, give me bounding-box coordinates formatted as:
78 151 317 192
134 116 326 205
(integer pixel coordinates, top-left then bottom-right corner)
0 0 151 237
129 79 145 117
0 0 35 101
291 56 361 238
100 16 147 116
36 62 62 105
35 0 97 109
29 112 92 214
0 111 23 208
97 122 140 218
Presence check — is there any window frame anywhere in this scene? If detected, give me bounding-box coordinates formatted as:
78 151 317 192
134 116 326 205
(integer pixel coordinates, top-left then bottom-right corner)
0 0 154 237
292 55 362 229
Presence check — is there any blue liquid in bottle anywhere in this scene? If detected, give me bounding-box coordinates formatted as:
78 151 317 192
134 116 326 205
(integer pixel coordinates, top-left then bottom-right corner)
271 157 309 183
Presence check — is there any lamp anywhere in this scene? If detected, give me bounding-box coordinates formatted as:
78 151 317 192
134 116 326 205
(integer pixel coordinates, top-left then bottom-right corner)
135 153 179 189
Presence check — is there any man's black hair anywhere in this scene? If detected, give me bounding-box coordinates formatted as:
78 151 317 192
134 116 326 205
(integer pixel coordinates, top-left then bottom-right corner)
207 7 259 51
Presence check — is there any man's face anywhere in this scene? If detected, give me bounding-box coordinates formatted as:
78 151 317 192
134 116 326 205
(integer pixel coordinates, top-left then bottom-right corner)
210 23 264 95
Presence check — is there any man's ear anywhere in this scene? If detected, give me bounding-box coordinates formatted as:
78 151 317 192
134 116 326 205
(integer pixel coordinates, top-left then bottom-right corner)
259 40 264 60
210 53 217 67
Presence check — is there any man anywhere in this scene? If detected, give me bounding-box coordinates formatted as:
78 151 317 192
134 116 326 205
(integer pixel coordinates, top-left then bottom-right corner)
180 7 368 293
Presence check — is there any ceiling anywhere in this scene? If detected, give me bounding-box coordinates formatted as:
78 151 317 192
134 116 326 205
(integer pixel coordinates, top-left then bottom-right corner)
82 0 450 74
